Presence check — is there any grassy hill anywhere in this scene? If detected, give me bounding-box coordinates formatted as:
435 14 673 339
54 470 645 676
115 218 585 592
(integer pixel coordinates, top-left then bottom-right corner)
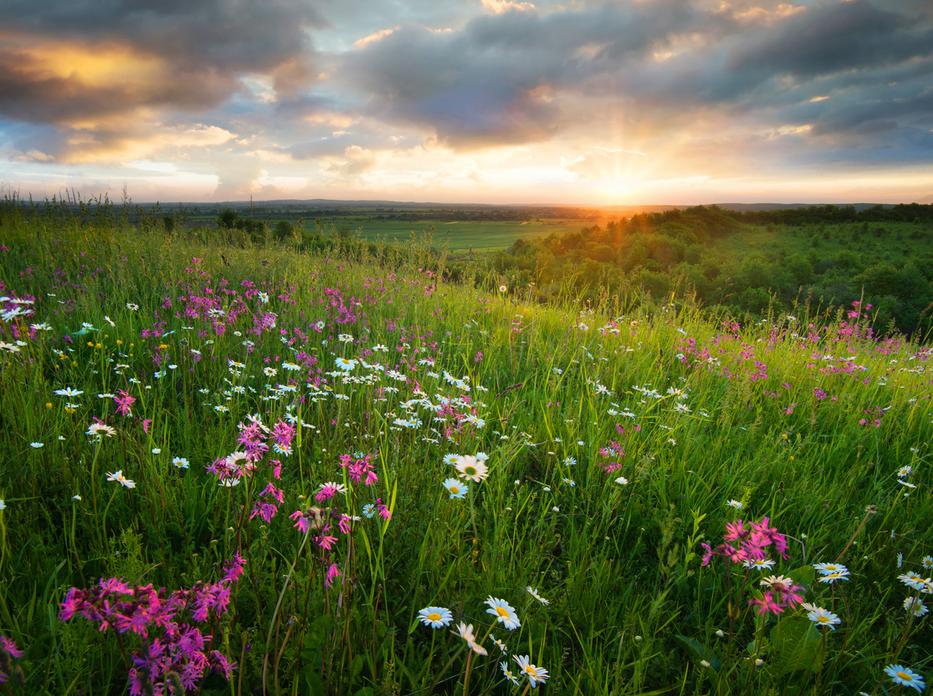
0 204 930 694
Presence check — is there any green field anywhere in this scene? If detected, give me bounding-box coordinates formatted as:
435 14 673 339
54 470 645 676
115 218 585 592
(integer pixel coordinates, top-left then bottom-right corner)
303 217 594 252
0 205 930 695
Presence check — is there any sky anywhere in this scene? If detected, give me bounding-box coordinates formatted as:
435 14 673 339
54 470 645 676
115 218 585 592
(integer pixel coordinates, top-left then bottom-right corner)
1 0 932 205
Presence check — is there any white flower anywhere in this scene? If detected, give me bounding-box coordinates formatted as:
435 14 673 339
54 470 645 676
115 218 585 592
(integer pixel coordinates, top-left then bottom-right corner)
513 655 549 687
335 357 358 372
903 597 928 617
806 606 841 630
30 442 44 449
526 586 549 605
485 597 521 631
417 606 453 629
455 623 488 655
106 470 136 489
455 455 488 482
86 422 117 440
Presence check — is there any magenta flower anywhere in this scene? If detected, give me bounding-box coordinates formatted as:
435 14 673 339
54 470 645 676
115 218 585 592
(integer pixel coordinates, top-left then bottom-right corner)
113 390 136 416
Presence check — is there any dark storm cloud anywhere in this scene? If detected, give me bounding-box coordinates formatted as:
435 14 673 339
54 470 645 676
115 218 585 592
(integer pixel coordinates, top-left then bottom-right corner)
0 0 321 126
342 1 714 147
2 0 933 170
342 0 933 160
728 1 930 78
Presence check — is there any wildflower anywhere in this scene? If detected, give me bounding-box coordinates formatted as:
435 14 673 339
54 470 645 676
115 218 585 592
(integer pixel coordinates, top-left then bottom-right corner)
813 562 848 575
526 586 549 605
87 422 117 440
113 390 135 416
818 570 850 584
443 453 460 466
805 605 841 630
492 634 508 652
455 623 487 655
315 482 347 502
726 499 743 510
501 661 520 685
289 506 325 534
0 500 5 510
899 573 930 592
442 478 468 499
54 387 83 398
30 442 43 448
749 592 782 615
172 457 190 470
744 558 775 571
614 476 629 485
325 563 341 588
884 664 925 692
417 606 453 629
513 655 549 688
485 597 521 630
455 455 488 482
903 597 928 618
106 470 136 489
923 556 933 571
335 357 358 372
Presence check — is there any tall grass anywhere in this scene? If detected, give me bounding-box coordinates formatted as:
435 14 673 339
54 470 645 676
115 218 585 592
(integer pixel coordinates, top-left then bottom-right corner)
0 205 929 694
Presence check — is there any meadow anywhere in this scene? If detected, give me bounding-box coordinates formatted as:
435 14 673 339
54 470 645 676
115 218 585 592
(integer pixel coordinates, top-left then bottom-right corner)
0 203 930 695
302 218 593 253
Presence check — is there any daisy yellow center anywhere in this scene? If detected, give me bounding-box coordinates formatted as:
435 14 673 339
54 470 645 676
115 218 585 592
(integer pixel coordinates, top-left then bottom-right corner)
465 466 476 474
496 607 509 617
427 612 441 621
524 665 536 675
897 672 913 681
450 486 460 493
817 616 829 623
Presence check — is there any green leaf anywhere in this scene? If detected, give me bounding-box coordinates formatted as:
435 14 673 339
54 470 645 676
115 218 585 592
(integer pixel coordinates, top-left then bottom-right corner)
674 634 722 671
769 615 822 674
785 565 816 587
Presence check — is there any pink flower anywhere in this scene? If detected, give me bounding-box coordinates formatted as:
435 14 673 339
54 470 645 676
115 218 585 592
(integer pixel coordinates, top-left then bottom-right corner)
749 591 782 615
113 390 136 416
325 563 341 588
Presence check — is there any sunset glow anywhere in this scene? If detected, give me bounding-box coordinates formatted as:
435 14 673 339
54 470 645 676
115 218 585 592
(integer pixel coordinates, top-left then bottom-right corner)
2 0 932 204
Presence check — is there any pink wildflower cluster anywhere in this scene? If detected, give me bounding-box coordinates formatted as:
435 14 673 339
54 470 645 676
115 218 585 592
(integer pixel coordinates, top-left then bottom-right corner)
288 501 347 588
207 417 294 486
113 389 136 416
0 635 24 686
338 452 379 486
701 517 789 568
749 576 805 616
598 424 641 474
249 482 285 523
59 554 244 695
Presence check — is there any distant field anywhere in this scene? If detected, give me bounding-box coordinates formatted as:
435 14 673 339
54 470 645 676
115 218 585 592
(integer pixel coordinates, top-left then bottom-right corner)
304 217 595 251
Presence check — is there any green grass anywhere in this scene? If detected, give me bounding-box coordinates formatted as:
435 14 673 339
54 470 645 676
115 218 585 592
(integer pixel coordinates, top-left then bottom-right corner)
0 208 930 695
304 217 594 252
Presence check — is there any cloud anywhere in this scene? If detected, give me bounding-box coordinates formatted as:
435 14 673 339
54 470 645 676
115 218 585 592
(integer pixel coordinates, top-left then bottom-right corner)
481 0 536 15
2 0 932 202
0 0 320 161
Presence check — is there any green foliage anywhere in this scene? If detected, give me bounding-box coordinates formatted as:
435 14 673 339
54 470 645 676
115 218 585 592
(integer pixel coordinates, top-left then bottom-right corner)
0 203 929 694
492 206 933 335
